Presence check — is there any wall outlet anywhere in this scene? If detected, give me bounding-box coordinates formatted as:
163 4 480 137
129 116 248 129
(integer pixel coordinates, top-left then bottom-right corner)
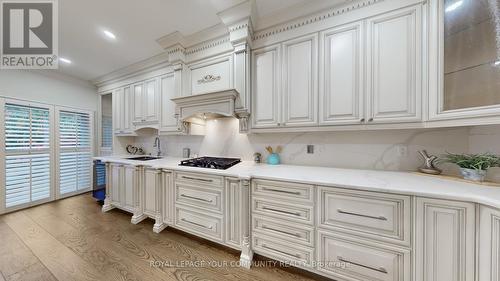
307 145 314 154
397 145 408 156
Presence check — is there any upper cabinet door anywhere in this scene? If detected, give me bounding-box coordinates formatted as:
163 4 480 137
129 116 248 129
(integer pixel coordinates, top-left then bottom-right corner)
319 23 364 125
122 86 132 132
112 88 123 133
132 83 143 123
143 78 159 122
366 6 422 123
160 73 179 132
282 34 318 127
252 44 281 128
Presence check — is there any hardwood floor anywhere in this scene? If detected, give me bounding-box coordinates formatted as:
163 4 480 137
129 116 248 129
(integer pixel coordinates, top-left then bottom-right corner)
0 194 327 281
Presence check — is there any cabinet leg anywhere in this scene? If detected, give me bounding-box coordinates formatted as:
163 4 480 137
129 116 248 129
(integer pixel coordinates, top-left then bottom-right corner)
153 221 167 233
131 213 147 224
102 200 114 212
239 236 253 269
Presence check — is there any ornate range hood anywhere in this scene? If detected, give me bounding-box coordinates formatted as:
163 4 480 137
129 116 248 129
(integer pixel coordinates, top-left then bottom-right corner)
171 89 240 121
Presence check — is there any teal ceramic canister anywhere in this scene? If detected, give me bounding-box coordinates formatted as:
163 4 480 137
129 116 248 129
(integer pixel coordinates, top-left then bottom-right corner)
267 153 281 165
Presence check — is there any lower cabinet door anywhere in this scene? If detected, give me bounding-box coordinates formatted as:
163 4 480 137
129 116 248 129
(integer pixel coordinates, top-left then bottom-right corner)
162 171 173 225
122 166 136 212
317 230 410 281
479 206 500 281
143 169 160 217
253 233 314 266
175 206 223 242
110 164 122 205
416 198 476 281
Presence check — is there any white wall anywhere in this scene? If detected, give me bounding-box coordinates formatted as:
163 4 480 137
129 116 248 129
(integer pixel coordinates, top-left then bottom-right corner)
133 118 483 177
468 125 500 182
0 70 97 110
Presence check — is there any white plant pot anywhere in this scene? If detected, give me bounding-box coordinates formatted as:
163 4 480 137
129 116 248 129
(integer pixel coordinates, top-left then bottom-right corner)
459 168 487 182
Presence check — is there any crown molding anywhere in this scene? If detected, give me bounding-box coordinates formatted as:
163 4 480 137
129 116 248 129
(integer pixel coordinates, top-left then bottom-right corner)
253 0 384 41
217 0 256 28
185 35 231 55
156 23 229 51
92 0 384 89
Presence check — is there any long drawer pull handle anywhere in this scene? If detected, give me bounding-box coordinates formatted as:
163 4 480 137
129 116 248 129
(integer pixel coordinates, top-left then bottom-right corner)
181 176 213 183
262 226 301 238
263 187 301 195
262 244 301 258
262 206 301 217
337 209 387 221
181 218 213 230
337 256 388 274
180 194 213 203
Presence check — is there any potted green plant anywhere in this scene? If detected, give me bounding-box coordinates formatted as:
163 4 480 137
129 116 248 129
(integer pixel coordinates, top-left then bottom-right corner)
440 153 500 182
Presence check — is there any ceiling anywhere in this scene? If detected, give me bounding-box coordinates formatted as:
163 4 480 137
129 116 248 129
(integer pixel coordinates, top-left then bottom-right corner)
56 0 346 82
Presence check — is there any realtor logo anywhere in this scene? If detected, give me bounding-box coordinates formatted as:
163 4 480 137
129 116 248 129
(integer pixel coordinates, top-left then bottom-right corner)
1 0 58 69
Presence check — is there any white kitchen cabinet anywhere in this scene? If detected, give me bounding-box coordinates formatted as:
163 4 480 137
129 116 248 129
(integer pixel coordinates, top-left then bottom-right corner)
143 168 160 218
366 5 422 124
110 163 121 205
252 44 281 128
225 178 242 249
162 171 174 226
479 206 500 281
132 82 143 123
122 165 136 212
159 73 180 133
107 164 137 213
318 230 411 281
252 35 318 129
416 198 476 281
319 22 364 125
282 34 318 127
112 86 133 135
132 79 160 127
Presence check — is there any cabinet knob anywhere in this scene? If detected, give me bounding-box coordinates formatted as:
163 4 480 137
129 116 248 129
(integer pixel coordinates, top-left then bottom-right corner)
277 123 281 126
360 118 365 122
368 118 374 122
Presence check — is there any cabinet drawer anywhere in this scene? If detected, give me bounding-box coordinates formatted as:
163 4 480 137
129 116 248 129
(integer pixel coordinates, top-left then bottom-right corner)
318 186 411 245
252 179 313 203
318 231 410 281
253 198 314 225
175 183 223 213
253 234 314 266
253 215 314 247
175 172 223 187
175 207 223 242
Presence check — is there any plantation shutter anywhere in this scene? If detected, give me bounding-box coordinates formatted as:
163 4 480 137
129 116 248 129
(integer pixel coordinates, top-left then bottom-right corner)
101 116 112 148
4 104 51 208
59 111 92 195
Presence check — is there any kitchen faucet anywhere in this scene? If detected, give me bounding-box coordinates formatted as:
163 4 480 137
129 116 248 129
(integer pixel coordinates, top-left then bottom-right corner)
153 136 162 157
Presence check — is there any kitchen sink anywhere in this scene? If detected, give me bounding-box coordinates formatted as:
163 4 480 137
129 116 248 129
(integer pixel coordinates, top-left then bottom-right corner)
126 156 161 161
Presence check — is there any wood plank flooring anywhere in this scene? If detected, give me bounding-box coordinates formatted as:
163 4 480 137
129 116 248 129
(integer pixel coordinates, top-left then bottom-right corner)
0 193 328 281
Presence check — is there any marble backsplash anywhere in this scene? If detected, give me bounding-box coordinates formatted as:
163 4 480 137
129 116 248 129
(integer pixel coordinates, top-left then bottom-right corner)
126 118 500 180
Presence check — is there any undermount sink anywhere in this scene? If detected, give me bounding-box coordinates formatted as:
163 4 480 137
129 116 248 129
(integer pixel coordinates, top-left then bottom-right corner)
126 156 161 161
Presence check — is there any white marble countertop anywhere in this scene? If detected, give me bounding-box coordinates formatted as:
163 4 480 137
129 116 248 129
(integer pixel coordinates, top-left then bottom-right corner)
94 155 500 209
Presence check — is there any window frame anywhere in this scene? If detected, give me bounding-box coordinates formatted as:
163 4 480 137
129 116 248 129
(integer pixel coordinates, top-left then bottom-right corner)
1 98 55 213
55 106 95 199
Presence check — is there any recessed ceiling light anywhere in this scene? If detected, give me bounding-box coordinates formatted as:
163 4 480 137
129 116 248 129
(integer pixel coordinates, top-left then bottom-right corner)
59 57 72 64
493 60 500 67
445 0 463 13
103 30 116 40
